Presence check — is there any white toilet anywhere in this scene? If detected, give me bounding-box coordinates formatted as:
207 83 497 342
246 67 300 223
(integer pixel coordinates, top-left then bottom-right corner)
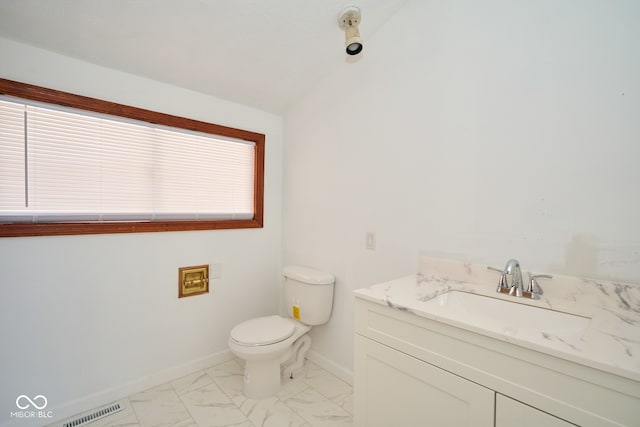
228 265 335 399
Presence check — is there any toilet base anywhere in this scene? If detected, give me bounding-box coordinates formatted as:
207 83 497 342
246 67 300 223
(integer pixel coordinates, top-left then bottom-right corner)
283 334 311 380
229 319 313 399
242 358 282 399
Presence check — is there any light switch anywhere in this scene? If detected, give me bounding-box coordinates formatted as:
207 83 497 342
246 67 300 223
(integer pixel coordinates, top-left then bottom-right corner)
366 232 376 250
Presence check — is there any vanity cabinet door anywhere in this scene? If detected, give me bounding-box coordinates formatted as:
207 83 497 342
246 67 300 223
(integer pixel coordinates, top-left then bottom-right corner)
354 335 494 427
496 394 577 427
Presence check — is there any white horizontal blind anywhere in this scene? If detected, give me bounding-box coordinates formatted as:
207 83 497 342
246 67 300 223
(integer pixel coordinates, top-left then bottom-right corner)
0 98 255 223
0 100 25 210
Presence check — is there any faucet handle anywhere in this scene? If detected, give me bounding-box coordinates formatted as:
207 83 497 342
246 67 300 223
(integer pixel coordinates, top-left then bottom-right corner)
487 266 509 292
527 273 552 298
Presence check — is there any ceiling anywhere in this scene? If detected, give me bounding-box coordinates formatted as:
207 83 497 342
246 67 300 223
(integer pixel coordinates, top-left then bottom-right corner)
0 0 407 114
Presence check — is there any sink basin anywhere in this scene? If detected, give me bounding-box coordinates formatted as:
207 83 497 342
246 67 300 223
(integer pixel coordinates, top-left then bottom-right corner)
422 291 590 338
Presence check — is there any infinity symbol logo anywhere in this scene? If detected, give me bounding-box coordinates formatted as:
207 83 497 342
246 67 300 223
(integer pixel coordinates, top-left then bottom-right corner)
16 395 48 410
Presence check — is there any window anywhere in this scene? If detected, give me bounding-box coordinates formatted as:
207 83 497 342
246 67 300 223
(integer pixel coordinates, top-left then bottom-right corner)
0 78 265 237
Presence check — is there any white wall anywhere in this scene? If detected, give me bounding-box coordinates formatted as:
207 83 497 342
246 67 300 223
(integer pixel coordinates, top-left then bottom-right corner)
0 38 283 425
283 0 640 372
2 0 640 419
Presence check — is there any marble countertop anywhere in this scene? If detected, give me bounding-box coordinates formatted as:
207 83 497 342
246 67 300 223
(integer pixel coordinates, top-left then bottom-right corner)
354 260 640 383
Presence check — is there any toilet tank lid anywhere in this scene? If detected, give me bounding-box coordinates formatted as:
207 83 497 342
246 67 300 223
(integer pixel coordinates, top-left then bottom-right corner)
283 265 335 285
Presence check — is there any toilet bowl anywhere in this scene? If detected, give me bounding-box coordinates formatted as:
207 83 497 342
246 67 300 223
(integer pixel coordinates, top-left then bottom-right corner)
228 266 335 399
229 315 310 398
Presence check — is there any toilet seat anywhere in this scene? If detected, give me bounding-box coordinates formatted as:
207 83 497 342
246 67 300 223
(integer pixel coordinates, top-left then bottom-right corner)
230 315 295 347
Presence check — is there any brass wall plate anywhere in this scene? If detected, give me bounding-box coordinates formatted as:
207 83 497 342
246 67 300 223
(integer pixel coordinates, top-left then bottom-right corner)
178 264 209 298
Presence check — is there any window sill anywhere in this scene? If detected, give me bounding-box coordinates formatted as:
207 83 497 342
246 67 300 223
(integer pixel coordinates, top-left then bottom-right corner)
0 218 263 237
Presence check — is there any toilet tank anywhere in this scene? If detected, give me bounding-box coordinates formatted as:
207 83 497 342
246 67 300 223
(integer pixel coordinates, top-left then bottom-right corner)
283 265 335 326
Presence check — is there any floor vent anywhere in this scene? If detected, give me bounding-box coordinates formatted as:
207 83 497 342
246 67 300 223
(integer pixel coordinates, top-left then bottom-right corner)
61 402 123 427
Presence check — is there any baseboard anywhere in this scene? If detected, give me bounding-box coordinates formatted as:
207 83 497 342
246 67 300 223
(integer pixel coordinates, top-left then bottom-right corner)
1 350 234 427
306 350 354 385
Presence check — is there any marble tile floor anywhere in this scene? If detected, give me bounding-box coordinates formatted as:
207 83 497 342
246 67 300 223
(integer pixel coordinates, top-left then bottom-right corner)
53 359 353 427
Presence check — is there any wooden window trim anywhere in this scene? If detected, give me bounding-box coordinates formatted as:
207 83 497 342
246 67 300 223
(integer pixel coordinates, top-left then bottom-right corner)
0 78 265 237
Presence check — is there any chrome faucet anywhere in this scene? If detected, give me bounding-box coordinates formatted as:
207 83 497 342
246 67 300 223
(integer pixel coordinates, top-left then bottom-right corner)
504 259 524 297
488 259 552 299
487 259 522 295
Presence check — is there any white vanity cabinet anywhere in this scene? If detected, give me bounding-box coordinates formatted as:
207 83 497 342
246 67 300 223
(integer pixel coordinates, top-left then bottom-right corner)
496 394 575 426
354 297 640 427
355 335 494 427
